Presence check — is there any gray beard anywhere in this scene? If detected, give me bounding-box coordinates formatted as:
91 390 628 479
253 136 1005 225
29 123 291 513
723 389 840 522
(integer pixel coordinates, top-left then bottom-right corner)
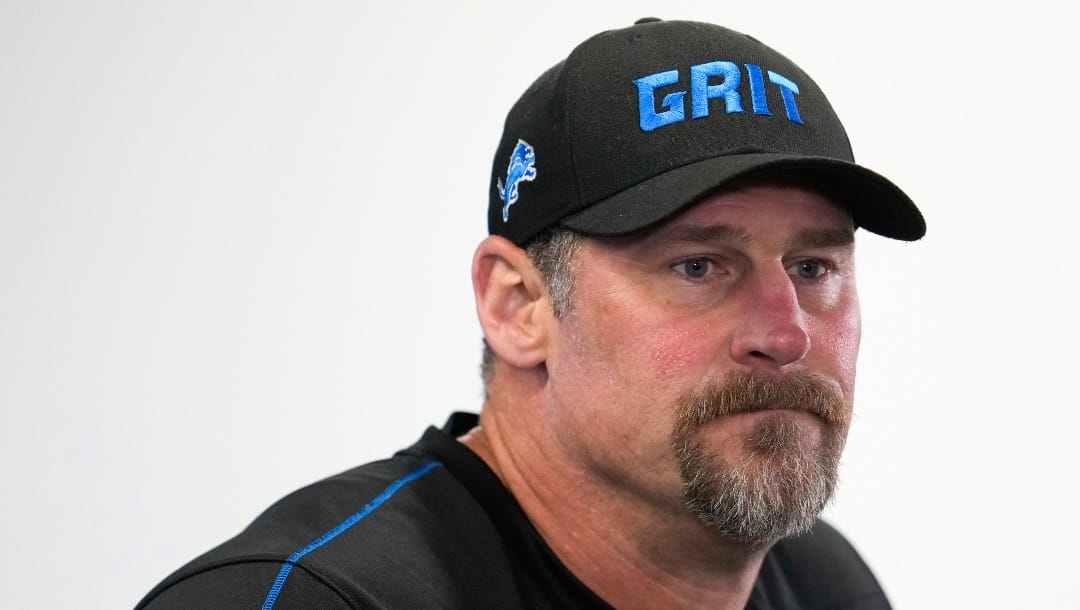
670 371 850 549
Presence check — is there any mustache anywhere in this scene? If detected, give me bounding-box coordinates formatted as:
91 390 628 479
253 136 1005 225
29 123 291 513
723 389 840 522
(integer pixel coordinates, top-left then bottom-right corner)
673 370 850 435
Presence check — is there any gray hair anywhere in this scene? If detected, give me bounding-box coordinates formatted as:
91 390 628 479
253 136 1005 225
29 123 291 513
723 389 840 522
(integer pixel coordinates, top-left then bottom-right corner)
480 229 582 389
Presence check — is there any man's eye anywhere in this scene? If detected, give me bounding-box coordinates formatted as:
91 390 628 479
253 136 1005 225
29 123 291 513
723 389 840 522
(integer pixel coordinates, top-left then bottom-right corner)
674 258 712 279
791 260 828 280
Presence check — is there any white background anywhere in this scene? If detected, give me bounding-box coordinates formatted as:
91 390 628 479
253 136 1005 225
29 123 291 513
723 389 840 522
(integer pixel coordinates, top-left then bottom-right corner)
2 1 1077 608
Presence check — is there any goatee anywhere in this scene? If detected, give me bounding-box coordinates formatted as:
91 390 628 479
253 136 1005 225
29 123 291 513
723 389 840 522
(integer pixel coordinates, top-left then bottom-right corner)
671 370 851 549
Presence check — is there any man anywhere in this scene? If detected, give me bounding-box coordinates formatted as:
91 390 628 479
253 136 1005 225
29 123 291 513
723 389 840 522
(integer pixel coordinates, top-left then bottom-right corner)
138 18 924 609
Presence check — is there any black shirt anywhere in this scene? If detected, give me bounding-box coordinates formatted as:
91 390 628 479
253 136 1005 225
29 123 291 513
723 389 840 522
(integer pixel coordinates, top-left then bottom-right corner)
137 413 890 609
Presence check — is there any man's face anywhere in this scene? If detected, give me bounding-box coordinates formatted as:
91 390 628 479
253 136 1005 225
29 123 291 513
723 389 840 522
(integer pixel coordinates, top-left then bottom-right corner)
542 182 860 545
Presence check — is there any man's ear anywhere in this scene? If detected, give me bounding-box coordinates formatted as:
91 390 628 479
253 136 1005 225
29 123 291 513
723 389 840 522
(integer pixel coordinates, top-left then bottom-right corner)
472 235 550 370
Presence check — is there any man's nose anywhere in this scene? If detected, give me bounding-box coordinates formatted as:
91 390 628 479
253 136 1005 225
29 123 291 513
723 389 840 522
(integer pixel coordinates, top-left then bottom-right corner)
729 270 811 370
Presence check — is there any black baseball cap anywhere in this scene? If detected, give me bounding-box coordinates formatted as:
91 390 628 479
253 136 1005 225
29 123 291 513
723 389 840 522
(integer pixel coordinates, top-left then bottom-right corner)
488 18 925 245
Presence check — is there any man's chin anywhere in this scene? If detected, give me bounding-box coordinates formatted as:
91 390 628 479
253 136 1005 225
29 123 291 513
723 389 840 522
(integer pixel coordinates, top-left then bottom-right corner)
669 370 851 547
676 439 841 548
673 413 847 548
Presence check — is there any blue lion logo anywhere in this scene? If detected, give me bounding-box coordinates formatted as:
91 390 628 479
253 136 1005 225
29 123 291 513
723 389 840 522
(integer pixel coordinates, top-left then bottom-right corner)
496 139 537 222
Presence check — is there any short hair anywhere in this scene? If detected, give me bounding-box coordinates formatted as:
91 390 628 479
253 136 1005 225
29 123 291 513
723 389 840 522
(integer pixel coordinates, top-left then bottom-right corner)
480 229 582 390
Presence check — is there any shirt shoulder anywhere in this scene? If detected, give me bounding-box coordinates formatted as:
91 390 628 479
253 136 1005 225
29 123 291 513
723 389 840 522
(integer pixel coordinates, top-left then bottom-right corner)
138 561 354 610
137 452 520 609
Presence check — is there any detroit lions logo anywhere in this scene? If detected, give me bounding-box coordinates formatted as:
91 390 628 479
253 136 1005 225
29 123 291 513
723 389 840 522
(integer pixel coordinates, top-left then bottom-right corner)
496 139 537 222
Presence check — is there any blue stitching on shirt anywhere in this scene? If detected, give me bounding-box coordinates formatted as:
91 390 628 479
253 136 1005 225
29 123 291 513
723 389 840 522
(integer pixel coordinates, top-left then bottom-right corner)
260 460 443 609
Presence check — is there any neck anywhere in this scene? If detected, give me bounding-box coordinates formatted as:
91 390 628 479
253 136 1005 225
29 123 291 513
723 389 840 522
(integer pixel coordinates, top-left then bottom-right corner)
459 383 770 609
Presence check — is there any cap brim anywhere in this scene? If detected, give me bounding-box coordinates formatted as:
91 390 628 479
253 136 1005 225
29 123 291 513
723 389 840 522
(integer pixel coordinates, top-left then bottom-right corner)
560 153 926 241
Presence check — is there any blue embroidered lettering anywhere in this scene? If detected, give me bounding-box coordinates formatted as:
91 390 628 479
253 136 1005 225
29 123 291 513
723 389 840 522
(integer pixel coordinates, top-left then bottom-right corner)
690 61 743 118
633 61 805 131
767 71 803 124
744 64 771 116
634 70 685 132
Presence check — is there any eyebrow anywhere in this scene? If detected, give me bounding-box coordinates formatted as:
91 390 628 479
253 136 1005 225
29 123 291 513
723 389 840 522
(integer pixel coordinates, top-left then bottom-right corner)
791 227 855 249
652 224 752 246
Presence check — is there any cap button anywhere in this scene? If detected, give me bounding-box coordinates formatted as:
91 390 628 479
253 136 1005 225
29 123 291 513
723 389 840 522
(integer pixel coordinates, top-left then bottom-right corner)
634 17 662 24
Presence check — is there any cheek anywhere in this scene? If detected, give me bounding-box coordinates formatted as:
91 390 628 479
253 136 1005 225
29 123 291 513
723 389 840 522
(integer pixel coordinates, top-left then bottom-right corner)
645 321 719 382
809 301 861 396
563 295 719 393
